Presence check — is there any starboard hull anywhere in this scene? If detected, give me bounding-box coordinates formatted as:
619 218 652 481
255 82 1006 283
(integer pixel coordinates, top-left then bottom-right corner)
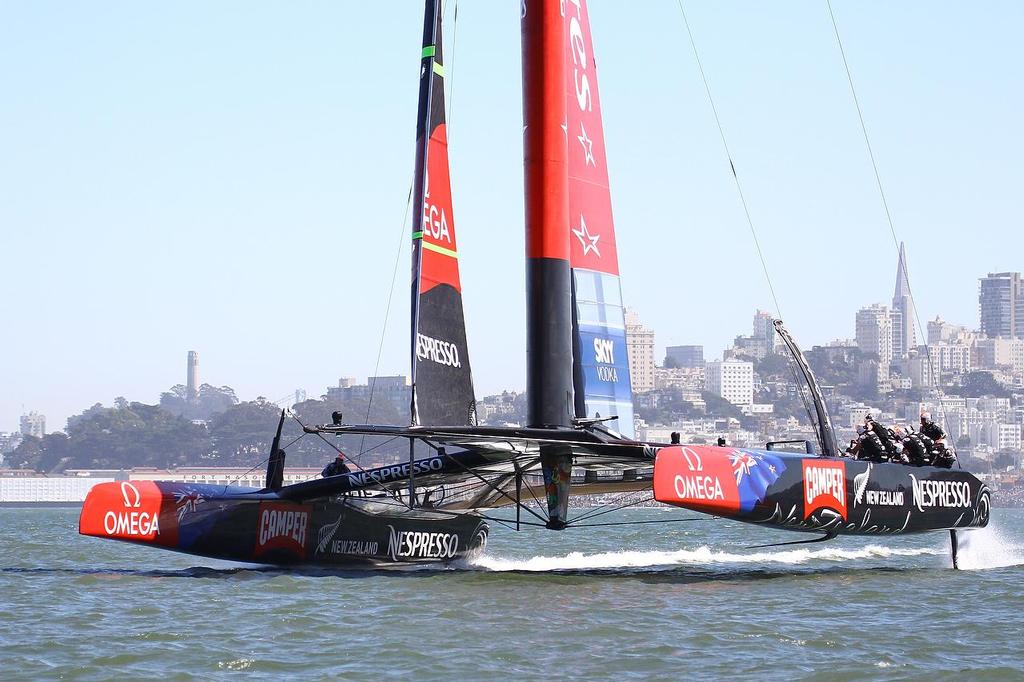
79 481 489 567
653 445 990 536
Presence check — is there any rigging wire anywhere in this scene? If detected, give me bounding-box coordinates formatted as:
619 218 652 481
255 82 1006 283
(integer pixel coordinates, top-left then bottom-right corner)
363 0 461 454
675 0 783 321
825 1 957 463
675 1 822 436
359 179 414 457
445 0 460 132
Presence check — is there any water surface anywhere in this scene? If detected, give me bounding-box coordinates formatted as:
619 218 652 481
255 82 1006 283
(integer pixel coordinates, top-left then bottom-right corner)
1 507 1022 679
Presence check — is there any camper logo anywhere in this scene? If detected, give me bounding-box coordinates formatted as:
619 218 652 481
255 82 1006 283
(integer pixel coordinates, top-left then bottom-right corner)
255 502 310 559
803 460 847 521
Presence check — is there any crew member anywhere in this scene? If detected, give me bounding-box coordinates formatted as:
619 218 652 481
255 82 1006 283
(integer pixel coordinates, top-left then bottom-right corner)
322 453 351 478
920 413 955 468
865 415 899 460
920 413 947 445
716 436 727 447
900 428 930 466
855 425 887 463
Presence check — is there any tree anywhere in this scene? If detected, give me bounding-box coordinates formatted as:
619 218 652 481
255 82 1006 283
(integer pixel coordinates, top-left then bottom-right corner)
958 371 1009 399
206 398 285 466
160 383 239 420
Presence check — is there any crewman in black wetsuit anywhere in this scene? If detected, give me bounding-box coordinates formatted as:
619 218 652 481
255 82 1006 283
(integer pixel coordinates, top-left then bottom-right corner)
920 413 946 444
854 425 887 463
865 415 901 462
920 413 956 468
900 428 930 466
321 453 351 478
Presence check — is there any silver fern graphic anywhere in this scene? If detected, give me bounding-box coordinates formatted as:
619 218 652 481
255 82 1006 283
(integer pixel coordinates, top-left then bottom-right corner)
853 464 872 507
316 513 345 555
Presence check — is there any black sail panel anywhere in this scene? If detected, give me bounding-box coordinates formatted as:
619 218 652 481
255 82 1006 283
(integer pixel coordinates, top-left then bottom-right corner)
410 0 476 426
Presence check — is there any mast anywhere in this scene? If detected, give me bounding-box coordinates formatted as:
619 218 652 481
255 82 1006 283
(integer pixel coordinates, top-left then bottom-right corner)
522 0 574 431
410 0 440 427
523 0 575 529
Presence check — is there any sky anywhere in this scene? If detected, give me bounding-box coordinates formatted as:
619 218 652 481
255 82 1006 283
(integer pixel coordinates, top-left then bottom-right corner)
1 1 1021 432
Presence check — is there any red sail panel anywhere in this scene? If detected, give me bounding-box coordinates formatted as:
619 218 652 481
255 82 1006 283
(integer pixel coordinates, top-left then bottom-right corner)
419 124 461 294
564 0 618 276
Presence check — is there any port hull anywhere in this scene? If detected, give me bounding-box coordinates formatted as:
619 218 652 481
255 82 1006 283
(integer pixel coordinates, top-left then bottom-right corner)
79 481 489 566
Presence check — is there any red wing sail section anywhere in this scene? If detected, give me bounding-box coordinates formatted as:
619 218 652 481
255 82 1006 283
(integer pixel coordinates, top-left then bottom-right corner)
564 0 635 437
410 0 477 426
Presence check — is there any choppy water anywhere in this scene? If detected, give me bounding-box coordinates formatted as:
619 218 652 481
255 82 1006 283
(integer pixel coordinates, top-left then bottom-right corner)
2 507 1023 680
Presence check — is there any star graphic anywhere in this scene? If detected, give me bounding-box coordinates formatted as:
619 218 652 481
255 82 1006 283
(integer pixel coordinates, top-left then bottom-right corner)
729 452 758 484
577 122 595 166
572 214 601 257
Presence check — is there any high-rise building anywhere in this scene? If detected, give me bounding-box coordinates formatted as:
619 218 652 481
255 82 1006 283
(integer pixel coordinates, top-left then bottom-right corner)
665 345 704 369
979 272 1023 339
928 316 971 345
752 309 779 354
186 351 200 401
891 242 916 359
705 360 754 406
624 309 655 393
19 412 45 439
855 304 893 366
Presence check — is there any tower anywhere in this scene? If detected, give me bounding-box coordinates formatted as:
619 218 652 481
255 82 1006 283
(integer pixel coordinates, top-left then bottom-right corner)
891 242 916 359
186 351 200 401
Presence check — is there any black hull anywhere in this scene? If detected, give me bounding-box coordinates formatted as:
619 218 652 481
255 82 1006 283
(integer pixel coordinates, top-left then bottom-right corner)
80 481 488 568
654 445 990 536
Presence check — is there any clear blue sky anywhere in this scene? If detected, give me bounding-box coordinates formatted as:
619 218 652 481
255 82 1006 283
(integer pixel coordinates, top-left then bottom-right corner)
1 1 1021 431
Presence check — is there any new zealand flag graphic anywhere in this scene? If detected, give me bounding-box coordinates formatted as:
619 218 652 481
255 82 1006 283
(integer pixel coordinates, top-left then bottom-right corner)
729 451 786 512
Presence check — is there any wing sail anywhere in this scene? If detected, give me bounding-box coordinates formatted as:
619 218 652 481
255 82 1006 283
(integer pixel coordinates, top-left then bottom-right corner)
564 0 635 437
410 0 477 426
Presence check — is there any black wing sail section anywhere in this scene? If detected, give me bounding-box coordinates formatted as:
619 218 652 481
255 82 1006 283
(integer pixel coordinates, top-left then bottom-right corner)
410 0 477 426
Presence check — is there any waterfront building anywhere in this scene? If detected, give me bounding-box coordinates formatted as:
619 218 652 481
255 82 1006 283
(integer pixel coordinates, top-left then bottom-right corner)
705 359 753 406
0 467 324 504
979 272 1023 339
625 309 655 393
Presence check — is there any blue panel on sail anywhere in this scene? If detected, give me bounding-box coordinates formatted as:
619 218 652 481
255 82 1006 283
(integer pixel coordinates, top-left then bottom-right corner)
573 269 635 438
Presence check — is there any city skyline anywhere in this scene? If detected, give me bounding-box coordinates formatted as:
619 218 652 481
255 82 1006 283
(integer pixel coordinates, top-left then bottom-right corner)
2 2 1021 431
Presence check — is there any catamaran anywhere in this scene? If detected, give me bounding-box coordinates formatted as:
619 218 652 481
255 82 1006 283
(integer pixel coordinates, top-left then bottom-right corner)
80 0 989 569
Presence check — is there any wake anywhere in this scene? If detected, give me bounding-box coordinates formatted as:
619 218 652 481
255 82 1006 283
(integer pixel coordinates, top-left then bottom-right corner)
468 544 943 573
956 523 1024 570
